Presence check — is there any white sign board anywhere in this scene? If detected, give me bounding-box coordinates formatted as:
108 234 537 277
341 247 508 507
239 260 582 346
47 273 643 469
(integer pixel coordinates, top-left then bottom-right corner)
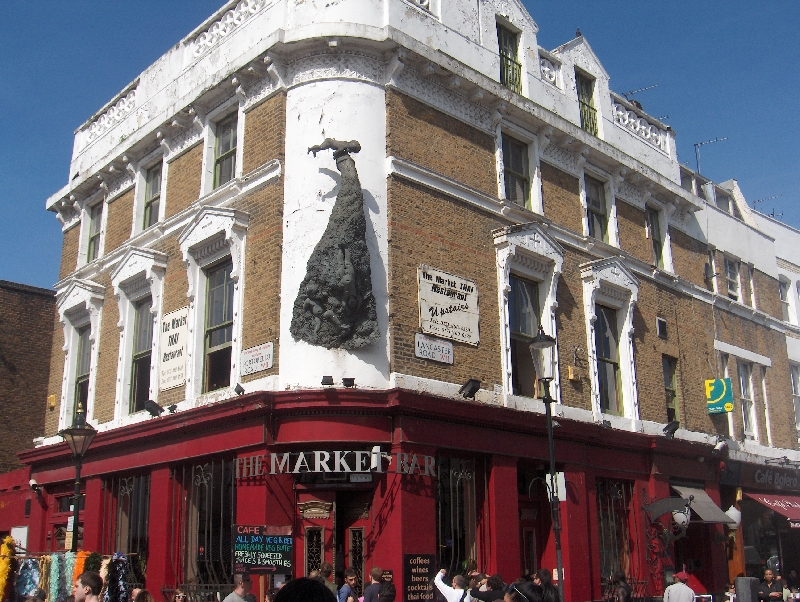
414 333 454 364
159 307 189 391
10 526 27 554
417 266 479 345
241 342 274 376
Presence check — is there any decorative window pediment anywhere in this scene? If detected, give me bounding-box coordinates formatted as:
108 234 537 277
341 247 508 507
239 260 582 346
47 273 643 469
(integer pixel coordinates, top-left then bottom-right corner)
111 247 168 300
495 222 564 406
580 257 639 422
57 278 105 334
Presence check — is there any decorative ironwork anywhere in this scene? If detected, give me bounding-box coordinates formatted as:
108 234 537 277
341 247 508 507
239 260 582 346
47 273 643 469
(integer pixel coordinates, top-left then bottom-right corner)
350 528 365 597
577 74 598 136
170 459 236 586
500 56 522 94
100 474 150 586
306 528 323 575
596 478 635 583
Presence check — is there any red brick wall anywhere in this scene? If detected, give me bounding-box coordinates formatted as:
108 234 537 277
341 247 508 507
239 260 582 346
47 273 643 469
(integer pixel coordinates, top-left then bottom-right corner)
386 90 496 196
92 272 119 424
104 190 134 255
669 228 708 289
0 282 55 470
165 144 203 219
616 202 652 265
243 93 286 174
540 162 583 234
60 225 80 280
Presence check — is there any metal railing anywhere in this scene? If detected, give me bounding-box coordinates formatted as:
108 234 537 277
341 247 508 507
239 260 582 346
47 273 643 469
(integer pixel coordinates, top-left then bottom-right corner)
579 99 598 136
500 55 522 94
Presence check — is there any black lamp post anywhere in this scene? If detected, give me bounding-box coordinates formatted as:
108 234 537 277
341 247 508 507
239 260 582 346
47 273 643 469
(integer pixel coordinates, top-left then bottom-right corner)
58 402 96 553
530 324 564 602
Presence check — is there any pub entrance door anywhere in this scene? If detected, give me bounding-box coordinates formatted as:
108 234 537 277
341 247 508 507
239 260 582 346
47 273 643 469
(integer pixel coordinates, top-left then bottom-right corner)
334 489 372 598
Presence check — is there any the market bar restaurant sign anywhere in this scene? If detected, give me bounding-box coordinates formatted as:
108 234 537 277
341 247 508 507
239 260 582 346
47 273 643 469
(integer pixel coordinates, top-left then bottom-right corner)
235 449 436 479
404 554 435 602
233 525 293 573
418 265 479 346
159 307 189 390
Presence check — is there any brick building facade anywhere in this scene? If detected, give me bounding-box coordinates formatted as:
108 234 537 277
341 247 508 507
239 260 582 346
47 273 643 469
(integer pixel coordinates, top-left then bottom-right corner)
5 0 800 600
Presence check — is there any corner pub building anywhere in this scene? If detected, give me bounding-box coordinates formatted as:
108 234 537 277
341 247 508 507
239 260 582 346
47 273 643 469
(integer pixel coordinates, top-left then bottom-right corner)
6 0 800 601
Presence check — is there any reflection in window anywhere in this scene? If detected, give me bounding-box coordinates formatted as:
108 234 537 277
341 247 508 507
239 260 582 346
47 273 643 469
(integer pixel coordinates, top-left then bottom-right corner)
585 176 608 242
509 276 540 396
502 135 529 206
214 115 238 189
595 306 621 414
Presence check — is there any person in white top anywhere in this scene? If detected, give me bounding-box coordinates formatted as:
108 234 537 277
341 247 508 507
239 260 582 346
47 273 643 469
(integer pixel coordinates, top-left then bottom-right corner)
664 572 695 602
435 569 472 602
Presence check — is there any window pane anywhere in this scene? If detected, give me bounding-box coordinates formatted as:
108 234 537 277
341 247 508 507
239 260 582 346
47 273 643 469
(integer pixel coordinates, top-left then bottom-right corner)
131 355 151 413
594 306 618 362
215 115 238 188
738 362 752 399
77 327 91 377
145 164 161 201
585 177 606 212
90 204 103 235
207 262 234 328
511 337 536 397
206 346 232 391
509 276 539 337
209 324 233 349
792 365 800 396
133 298 153 354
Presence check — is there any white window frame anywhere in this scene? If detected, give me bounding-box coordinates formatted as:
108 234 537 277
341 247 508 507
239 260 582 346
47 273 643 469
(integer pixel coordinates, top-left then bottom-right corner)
760 366 773 447
738 361 757 441
779 277 794 324
55 278 105 429
495 223 563 408
580 167 619 247
110 248 167 422
201 98 244 196
179 207 249 401
791 364 800 442
78 190 107 265
707 248 719 293
724 255 741 302
581 257 639 423
133 149 167 234
496 123 542 213
645 204 673 271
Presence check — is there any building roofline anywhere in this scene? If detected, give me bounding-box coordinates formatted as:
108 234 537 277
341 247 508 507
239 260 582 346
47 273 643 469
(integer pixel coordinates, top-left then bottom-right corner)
0 280 56 298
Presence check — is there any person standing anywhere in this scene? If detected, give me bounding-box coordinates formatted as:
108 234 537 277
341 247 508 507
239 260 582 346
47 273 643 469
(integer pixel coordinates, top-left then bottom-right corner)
434 569 471 602
339 568 358 602
664 572 694 602
470 575 505 601
223 575 253 602
320 563 338 598
760 570 784 602
72 572 103 602
363 567 383 602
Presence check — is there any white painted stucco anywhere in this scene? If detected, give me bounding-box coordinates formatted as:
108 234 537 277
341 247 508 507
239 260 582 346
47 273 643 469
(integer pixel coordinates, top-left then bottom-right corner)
279 79 389 388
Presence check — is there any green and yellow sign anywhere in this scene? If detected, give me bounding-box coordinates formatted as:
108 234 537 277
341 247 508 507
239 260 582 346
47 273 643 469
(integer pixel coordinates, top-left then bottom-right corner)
705 378 734 414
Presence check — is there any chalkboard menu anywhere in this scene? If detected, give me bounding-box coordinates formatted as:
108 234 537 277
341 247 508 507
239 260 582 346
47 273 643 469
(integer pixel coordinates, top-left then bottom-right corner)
403 554 435 602
233 525 293 574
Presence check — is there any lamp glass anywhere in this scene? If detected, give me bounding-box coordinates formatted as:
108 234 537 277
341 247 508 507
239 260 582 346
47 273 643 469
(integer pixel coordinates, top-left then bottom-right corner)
529 325 556 381
59 424 97 459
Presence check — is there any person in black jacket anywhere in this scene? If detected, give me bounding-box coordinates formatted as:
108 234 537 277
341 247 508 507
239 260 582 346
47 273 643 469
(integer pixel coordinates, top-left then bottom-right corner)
471 575 505 601
759 570 783 602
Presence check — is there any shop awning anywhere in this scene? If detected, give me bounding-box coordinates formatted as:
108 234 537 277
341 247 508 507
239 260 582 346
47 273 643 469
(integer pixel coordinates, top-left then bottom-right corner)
672 485 737 524
745 493 800 521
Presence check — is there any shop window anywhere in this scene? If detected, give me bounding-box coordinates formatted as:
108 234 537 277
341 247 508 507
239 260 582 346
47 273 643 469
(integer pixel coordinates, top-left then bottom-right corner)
305 527 324 575
738 362 757 441
74 326 91 422
86 202 103 263
576 71 598 135
170 459 236 588
509 276 540 397
214 114 238 189
204 261 235 392
645 206 664 269
724 257 740 302
663 355 679 424
585 175 608 242
101 474 150 586
502 134 529 206
596 478 635 583
791 365 800 441
143 163 162 229
130 297 154 414
436 457 477 575
595 306 621 415
497 23 521 94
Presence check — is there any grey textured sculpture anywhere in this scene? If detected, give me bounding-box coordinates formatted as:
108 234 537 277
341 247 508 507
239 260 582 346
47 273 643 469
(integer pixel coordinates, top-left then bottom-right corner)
290 139 379 349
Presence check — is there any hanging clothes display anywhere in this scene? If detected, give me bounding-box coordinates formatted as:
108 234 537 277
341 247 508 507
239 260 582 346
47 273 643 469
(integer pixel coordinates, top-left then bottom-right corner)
73 551 91 584
15 558 40 598
63 553 75 592
48 553 61 602
37 555 51 598
0 536 17 602
102 554 129 602
84 552 102 575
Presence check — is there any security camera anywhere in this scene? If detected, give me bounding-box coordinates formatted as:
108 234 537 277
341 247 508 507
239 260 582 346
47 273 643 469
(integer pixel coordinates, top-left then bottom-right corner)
29 479 37 488
713 440 728 456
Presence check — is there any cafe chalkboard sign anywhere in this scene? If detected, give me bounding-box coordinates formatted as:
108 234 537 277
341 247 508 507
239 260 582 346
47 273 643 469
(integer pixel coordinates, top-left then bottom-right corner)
233 525 293 574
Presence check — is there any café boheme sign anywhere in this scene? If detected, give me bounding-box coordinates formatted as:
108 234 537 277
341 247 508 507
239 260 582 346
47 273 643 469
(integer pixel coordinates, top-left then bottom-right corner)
705 378 734 415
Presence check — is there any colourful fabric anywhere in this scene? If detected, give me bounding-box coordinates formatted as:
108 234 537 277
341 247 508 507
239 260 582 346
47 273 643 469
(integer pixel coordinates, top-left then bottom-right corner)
56 554 68 602
0 536 16 602
37 556 51 598
102 554 129 602
63 553 75 594
15 558 40 597
84 552 102 574
48 554 60 602
73 551 91 585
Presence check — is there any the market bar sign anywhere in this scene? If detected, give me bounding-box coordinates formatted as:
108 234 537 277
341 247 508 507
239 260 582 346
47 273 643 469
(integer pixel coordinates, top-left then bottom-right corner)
235 449 436 479
233 525 293 574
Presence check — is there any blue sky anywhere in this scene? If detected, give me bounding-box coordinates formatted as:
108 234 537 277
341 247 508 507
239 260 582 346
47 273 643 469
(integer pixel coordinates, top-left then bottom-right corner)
1 1 797 290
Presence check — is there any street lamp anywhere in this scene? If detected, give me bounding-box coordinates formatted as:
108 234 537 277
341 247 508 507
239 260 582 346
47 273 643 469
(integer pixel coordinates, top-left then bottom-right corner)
58 402 96 553
529 325 564 602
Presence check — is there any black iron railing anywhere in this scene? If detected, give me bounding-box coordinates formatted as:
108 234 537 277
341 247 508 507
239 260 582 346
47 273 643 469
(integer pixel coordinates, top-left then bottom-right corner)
500 55 522 94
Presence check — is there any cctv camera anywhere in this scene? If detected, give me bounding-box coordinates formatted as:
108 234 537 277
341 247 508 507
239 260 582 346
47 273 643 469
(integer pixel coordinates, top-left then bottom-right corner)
713 440 728 456
29 479 37 488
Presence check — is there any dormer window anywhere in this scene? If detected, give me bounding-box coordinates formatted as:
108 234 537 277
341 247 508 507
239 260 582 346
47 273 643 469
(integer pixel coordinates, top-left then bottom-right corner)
497 24 521 94
576 71 597 135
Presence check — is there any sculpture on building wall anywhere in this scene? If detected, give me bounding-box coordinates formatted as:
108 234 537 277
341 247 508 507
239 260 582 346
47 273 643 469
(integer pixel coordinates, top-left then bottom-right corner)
290 139 379 349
